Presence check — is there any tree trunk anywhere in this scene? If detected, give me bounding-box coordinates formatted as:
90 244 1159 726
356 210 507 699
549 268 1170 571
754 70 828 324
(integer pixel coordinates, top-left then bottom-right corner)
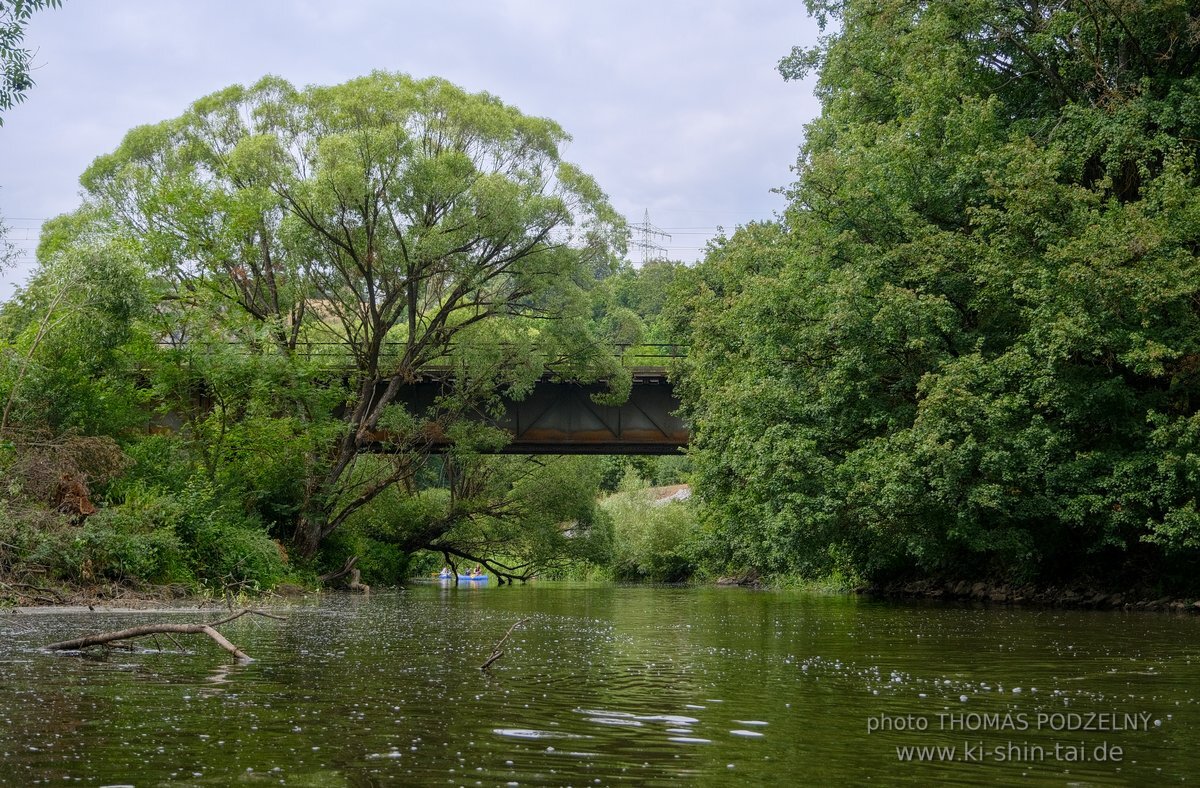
292 514 325 561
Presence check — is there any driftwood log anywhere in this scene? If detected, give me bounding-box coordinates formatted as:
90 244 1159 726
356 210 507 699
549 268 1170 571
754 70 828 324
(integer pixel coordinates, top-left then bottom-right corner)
42 609 285 662
480 617 529 671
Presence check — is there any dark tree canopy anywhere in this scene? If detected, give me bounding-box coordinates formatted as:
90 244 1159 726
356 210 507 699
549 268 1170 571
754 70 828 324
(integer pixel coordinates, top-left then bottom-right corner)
675 0 1200 589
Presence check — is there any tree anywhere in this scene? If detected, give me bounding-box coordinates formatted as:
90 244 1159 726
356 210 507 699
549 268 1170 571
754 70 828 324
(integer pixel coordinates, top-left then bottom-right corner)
1 0 65 286
0 0 62 124
80 72 626 559
332 453 613 582
676 1 1200 588
600 258 689 344
0 218 148 436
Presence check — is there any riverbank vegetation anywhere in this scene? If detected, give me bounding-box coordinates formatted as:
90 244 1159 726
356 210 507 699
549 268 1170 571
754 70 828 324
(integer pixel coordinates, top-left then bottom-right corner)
0 72 643 600
670 0 1200 594
601 484 702 583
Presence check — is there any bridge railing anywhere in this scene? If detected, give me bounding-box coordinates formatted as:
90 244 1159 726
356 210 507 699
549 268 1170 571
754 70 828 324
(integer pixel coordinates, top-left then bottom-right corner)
153 339 686 366
619 345 686 364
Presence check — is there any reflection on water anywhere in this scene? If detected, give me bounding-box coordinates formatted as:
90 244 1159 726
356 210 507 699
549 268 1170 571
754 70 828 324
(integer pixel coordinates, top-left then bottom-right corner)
1 585 1198 784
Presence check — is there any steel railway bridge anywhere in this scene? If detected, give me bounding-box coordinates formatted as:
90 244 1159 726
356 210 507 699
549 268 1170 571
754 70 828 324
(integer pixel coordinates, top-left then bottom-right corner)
388 345 687 455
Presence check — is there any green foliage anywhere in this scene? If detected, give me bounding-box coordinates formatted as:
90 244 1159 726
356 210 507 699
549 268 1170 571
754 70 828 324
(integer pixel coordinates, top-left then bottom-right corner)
192 521 286 591
426 455 615 577
167 480 289 589
675 0 1200 590
73 485 190 583
0 0 62 123
76 517 187 584
603 491 701 582
0 69 644 593
0 466 294 592
603 260 688 343
73 70 628 559
597 455 691 492
320 528 412 586
0 230 150 435
339 481 451 548
1143 413 1200 552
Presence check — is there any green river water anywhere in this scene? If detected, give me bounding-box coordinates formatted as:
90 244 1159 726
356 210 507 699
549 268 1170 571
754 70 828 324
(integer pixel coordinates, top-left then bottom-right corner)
2 583 1198 786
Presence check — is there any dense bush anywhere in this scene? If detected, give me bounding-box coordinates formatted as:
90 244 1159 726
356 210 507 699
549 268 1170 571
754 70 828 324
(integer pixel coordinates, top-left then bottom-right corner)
192 521 287 591
75 496 190 583
603 491 702 582
0 475 290 590
320 529 412 586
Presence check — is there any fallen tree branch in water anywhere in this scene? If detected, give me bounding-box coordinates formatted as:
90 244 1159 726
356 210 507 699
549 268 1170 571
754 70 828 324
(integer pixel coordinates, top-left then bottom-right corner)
318 555 358 584
318 555 369 593
480 617 529 671
42 609 286 662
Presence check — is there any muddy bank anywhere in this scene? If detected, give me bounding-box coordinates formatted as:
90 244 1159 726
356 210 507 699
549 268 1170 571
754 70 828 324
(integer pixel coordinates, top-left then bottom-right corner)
0 580 189 608
0 578 314 609
858 579 1200 612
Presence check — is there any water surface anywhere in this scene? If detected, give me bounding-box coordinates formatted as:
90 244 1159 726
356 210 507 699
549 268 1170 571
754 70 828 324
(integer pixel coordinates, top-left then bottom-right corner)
2 584 1197 785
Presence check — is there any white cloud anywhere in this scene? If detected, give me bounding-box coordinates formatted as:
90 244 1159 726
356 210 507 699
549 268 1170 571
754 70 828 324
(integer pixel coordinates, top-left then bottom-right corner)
0 0 822 296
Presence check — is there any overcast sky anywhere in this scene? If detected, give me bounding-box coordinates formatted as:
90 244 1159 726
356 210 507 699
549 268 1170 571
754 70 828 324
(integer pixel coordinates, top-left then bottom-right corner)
0 0 822 299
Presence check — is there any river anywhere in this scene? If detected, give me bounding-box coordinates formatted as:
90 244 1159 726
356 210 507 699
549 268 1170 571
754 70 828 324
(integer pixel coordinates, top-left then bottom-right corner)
2 584 1197 785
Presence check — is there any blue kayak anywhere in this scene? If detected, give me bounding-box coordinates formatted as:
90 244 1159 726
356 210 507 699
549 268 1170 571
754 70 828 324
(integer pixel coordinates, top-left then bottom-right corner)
438 572 487 581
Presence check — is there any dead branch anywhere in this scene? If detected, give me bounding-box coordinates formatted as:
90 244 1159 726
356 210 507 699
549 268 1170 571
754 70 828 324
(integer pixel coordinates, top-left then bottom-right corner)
207 609 286 625
42 609 285 663
318 555 369 593
1 580 64 606
318 555 358 583
480 617 529 671
0 431 131 518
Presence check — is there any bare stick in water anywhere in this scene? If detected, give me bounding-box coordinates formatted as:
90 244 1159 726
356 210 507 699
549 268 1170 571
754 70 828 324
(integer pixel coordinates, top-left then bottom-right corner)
480 617 530 671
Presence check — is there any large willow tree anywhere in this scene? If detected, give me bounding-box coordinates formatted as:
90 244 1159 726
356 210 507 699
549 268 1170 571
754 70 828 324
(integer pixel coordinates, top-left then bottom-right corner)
80 73 624 558
676 1 1200 587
